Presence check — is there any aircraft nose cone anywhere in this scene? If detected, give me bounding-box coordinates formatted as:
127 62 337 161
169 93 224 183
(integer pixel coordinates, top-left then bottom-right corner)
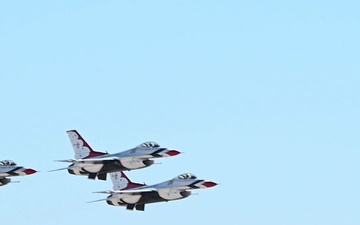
202 181 217 188
24 169 37 175
166 150 181 156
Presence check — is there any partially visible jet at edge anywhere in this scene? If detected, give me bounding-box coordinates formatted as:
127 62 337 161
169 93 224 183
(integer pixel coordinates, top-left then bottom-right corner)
52 130 181 181
91 171 217 211
0 160 37 187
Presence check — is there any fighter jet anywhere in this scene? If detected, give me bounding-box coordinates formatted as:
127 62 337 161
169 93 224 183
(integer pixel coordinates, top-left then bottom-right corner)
91 171 217 211
52 130 180 180
0 160 37 187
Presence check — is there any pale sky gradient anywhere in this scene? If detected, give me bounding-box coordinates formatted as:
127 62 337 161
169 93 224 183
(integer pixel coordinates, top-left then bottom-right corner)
1 1 359 225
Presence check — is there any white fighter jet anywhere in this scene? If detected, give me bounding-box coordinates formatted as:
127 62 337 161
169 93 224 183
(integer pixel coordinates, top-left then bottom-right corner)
91 171 217 211
0 160 37 187
53 130 180 180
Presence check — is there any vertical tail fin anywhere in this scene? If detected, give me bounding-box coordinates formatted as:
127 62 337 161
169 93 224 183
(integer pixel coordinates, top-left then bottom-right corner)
66 130 107 159
110 172 145 191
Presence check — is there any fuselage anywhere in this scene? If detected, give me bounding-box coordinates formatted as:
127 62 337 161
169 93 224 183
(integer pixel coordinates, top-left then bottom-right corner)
0 166 36 177
63 131 180 180
67 145 178 177
103 173 216 210
0 160 36 187
68 158 154 176
106 190 191 206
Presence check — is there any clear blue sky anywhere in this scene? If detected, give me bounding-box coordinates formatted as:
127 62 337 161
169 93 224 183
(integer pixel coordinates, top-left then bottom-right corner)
1 1 359 224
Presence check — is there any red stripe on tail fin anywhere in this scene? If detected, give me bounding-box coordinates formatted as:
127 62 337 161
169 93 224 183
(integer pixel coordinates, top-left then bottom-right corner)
120 172 145 189
66 130 107 159
110 172 145 191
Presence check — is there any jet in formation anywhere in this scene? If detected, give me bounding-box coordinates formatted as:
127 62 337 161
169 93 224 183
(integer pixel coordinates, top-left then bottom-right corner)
52 130 181 180
0 160 37 187
91 171 217 211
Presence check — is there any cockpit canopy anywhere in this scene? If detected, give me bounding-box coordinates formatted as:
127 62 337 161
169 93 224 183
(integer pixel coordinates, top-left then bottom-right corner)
138 141 160 148
177 173 197 179
0 160 16 166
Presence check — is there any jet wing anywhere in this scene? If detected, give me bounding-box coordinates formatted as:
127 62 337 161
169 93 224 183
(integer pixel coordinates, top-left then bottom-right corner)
94 188 157 195
87 198 109 203
55 158 119 164
48 167 69 172
55 156 147 164
114 188 157 194
87 195 125 203
49 163 96 172
54 159 79 163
